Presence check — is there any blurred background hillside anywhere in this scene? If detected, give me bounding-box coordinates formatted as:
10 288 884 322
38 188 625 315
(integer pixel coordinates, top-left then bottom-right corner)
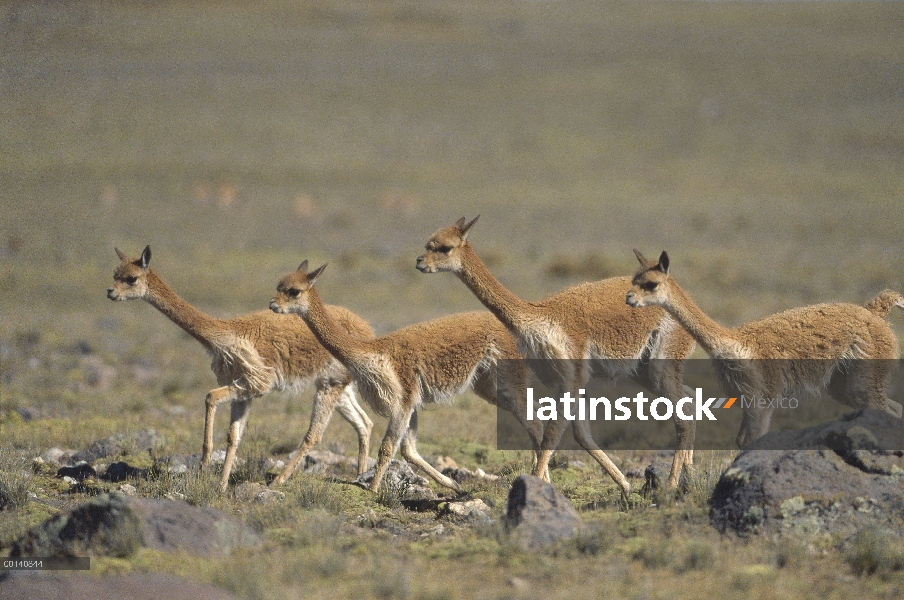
2 0 903 439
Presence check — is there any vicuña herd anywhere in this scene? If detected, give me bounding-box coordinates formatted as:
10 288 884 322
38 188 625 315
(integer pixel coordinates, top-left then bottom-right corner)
108 217 903 495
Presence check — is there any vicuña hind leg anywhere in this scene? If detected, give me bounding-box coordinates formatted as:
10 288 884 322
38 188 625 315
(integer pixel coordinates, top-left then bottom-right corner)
219 399 252 491
399 410 461 492
571 418 631 497
334 386 374 475
272 381 345 486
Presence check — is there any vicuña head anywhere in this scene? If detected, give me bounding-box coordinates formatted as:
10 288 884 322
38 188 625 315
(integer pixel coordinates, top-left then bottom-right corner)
108 246 152 301
415 215 479 273
625 249 671 309
270 260 327 316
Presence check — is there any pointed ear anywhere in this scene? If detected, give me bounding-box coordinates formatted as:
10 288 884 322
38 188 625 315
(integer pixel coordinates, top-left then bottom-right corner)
460 214 480 240
297 259 309 273
633 249 648 266
308 263 327 285
115 247 127 261
658 251 670 275
455 217 466 229
138 245 151 270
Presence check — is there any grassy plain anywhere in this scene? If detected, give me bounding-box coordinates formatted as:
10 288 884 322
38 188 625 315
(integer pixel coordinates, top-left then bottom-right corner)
2 1 904 598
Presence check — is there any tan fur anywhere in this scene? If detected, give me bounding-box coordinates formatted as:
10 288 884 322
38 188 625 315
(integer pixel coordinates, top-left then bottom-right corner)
417 217 697 494
627 250 903 448
270 262 542 493
864 290 904 319
108 246 375 492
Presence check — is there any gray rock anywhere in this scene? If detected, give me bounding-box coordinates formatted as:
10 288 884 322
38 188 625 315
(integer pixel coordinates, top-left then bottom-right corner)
11 492 259 558
442 499 493 522
710 409 904 539
41 447 75 466
71 429 166 464
356 460 436 501
504 475 582 550
234 482 285 504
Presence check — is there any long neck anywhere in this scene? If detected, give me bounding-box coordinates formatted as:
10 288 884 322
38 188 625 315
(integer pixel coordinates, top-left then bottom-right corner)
144 270 224 349
456 244 536 330
301 289 369 367
661 282 738 356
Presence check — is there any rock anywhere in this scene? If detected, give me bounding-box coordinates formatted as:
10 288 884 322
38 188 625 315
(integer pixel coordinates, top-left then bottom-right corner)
0 572 237 600
118 484 138 496
356 460 436 501
442 499 493 522
71 429 166 464
56 463 97 482
102 461 148 482
234 482 285 504
710 409 904 539
504 475 582 550
441 466 501 484
41 448 75 466
11 492 259 558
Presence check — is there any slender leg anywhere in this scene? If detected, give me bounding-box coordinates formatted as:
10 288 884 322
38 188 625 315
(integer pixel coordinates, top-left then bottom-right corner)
271 380 343 486
334 386 374 475
571 418 631 497
202 385 242 469
219 399 252 492
369 406 415 493
399 410 461 491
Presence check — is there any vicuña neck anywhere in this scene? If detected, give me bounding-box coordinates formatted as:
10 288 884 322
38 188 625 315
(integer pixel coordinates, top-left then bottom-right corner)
457 245 535 330
301 290 369 366
661 283 737 356
145 270 224 349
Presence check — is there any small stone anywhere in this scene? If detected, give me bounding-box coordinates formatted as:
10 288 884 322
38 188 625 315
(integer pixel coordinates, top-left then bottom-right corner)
164 492 186 502
427 524 445 536
254 489 285 504
118 484 138 496
508 577 530 592
444 499 493 522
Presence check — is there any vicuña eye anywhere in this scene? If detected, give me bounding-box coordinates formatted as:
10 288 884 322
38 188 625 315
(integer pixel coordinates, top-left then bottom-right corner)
438 245 453 254
288 289 301 298
124 276 138 285
642 282 658 292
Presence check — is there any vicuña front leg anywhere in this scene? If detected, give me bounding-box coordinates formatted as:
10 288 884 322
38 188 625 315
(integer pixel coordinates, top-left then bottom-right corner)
202 385 242 469
369 408 413 492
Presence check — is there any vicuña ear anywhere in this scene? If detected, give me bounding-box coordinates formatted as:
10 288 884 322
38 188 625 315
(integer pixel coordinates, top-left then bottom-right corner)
658 251 670 275
297 259 309 273
460 214 480 240
115 247 127 261
308 263 327 285
139 245 151 270
633 249 648 266
455 217 466 229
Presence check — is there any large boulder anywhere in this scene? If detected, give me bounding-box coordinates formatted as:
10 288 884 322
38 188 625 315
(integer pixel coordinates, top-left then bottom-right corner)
504 475 582 550
710 409 904 539
11 492 259 558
